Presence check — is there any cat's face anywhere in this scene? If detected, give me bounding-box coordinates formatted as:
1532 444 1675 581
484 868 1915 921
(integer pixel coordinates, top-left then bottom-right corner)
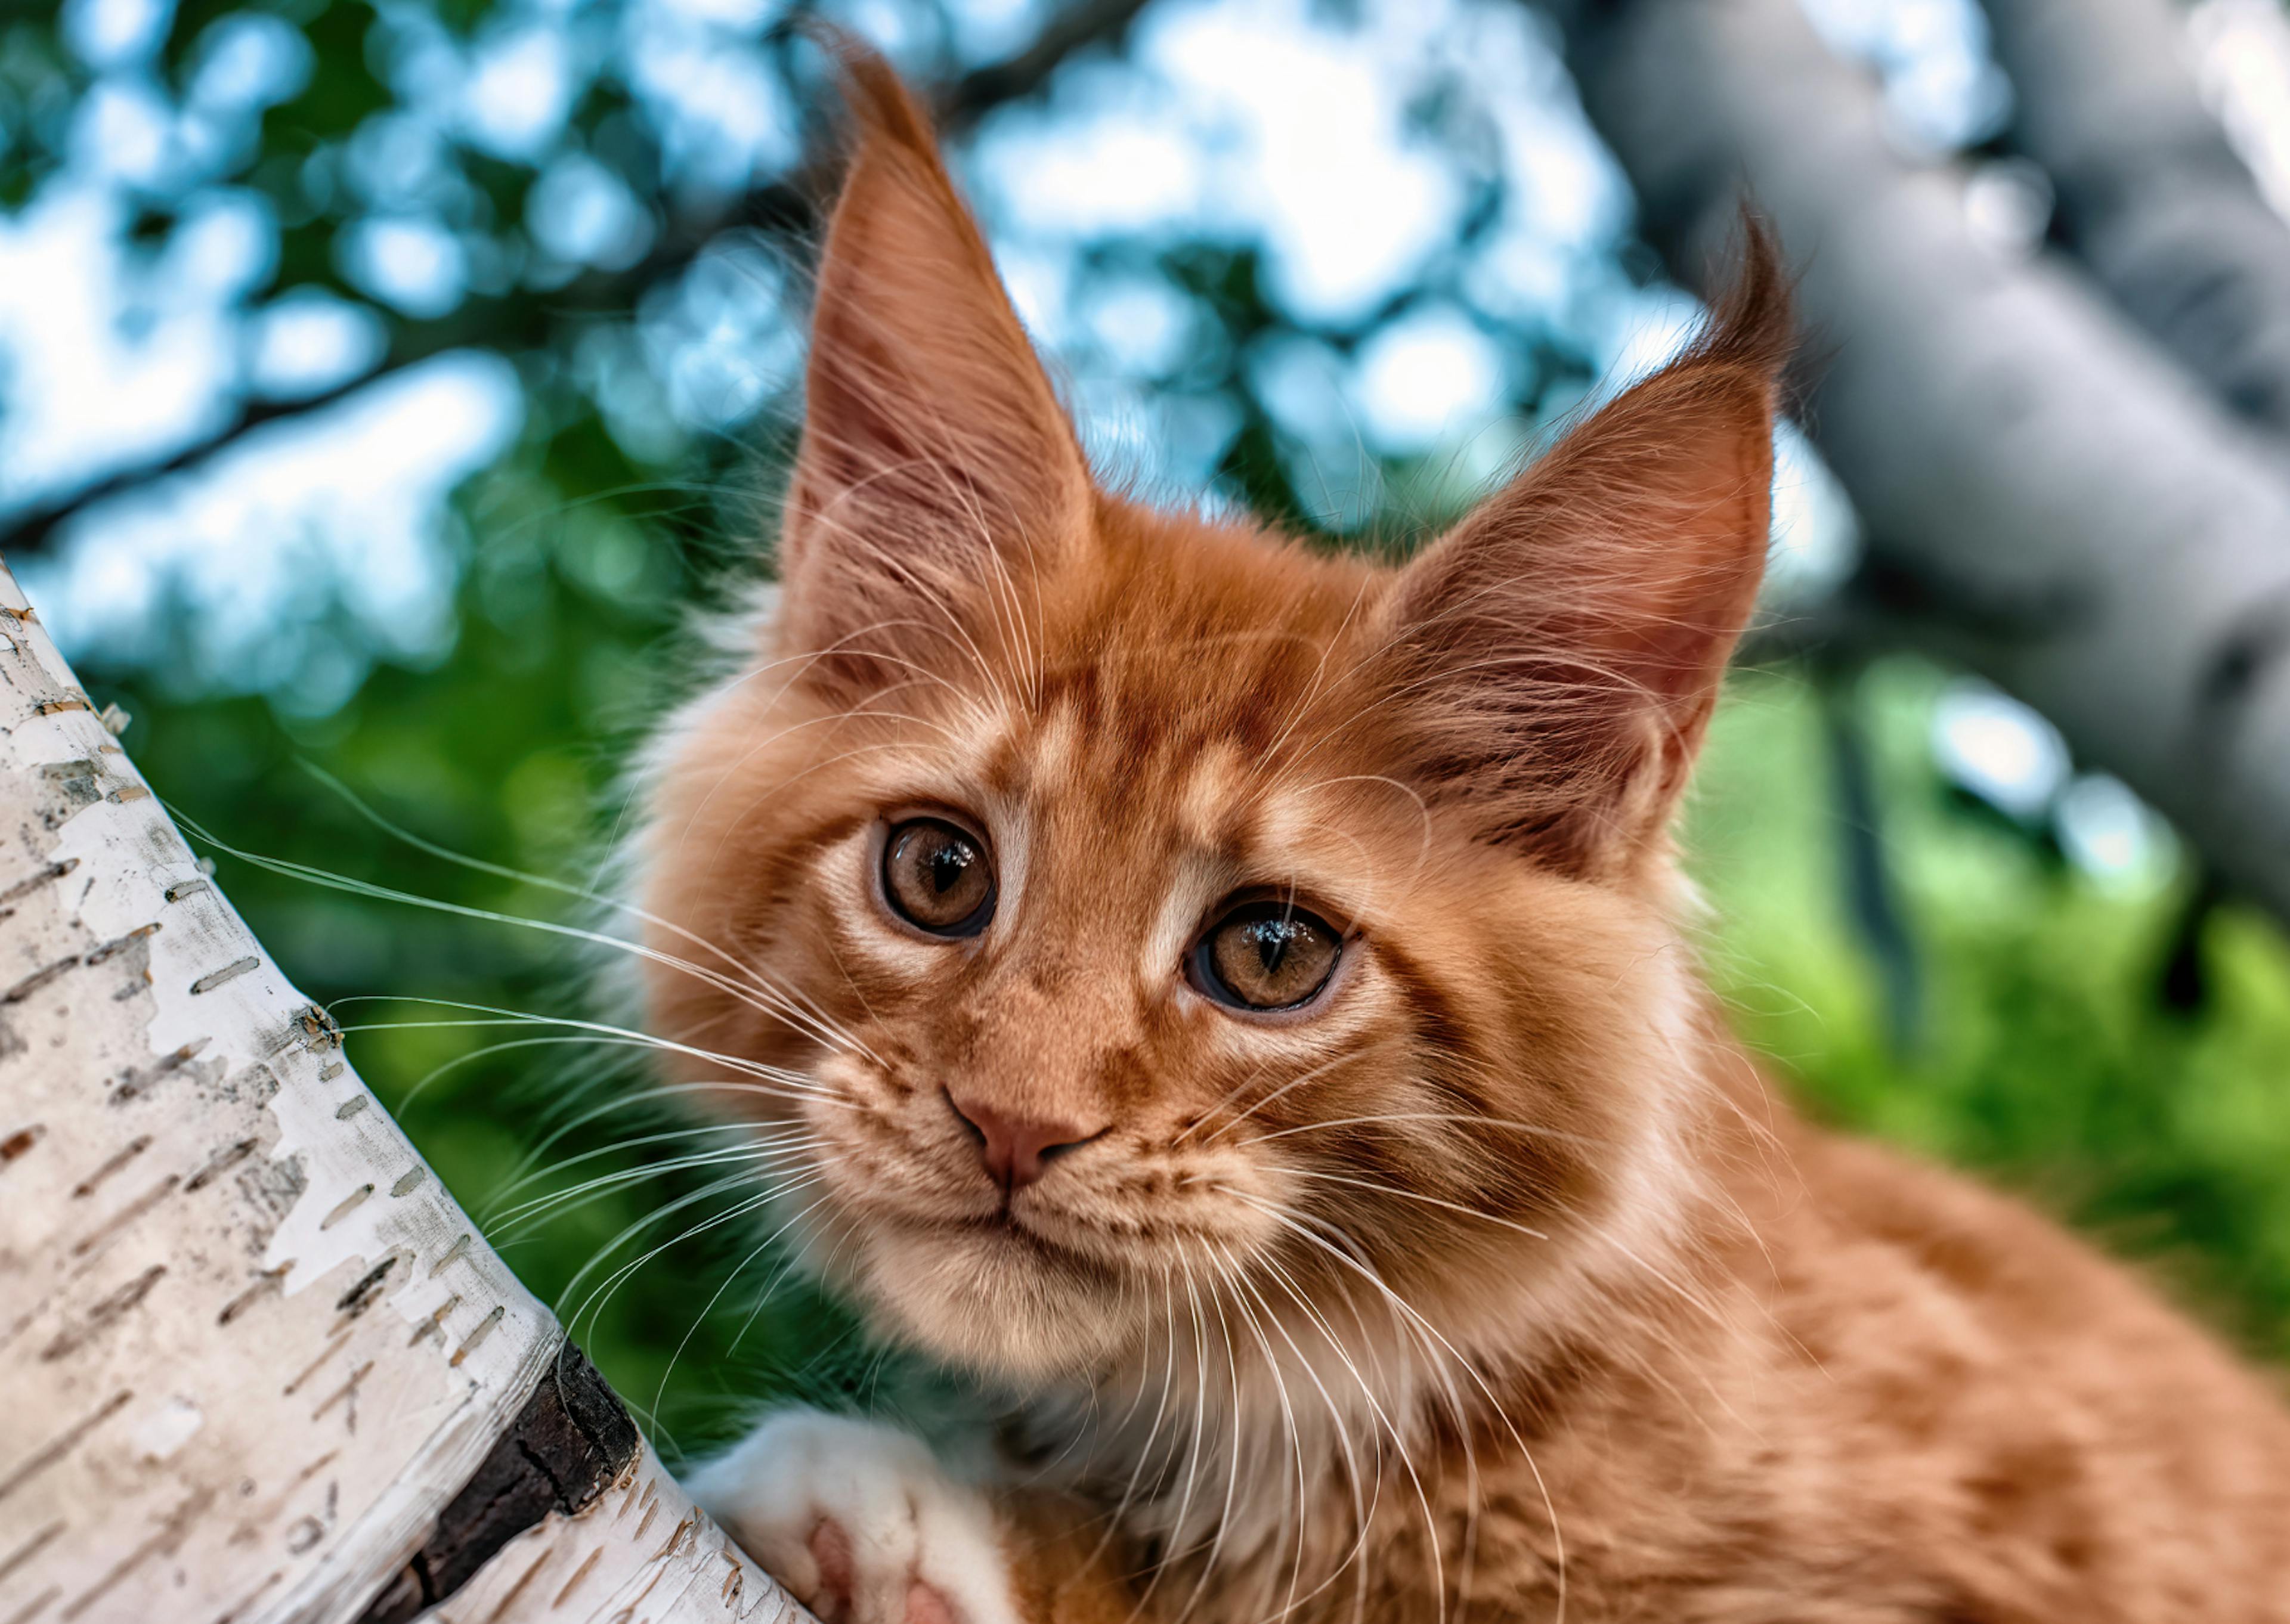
642 501 1701 1379
638 46 1786 1388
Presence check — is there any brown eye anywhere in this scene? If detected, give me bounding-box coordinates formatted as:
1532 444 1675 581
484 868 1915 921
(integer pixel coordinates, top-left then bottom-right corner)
882 818 996 937
1191 901 1341 1012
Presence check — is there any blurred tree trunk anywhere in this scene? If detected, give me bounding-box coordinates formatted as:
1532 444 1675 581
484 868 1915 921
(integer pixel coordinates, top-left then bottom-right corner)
1980 0 2290 437
0 563 798 1622
1553 0 2290 922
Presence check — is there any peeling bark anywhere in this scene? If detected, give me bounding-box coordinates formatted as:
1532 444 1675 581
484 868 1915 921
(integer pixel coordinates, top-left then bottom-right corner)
0 561 800 1623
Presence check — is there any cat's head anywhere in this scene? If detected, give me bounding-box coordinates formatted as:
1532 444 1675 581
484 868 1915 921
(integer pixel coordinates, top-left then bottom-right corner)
638 41 1789 1389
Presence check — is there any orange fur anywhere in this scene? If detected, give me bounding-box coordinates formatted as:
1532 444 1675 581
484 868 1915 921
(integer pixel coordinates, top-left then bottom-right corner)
638 39 2290 1623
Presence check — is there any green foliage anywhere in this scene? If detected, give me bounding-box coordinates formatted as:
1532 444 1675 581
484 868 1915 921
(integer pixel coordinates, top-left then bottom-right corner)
1692 661 2290 1362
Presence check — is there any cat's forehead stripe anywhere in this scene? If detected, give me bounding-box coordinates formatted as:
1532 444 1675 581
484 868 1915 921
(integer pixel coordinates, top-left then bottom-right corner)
999 692 1271 859
1021 696 1081 790
1175 741 1251 850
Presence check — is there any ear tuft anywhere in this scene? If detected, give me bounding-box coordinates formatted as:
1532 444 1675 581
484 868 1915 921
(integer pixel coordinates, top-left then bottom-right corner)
773 28 1090 703
1691 209 1795 385
1375 216 1796 875
803 21 940 176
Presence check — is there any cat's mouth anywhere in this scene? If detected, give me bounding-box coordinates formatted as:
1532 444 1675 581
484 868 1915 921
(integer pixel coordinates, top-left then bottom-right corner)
955 1206 1087 1259
871 1197 1178 1294
845 1204 1143 1378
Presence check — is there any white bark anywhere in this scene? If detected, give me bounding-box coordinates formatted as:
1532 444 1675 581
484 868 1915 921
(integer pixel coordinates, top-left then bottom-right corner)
1556 0 2290 919
0 558 800 1623
1978 0 2290 437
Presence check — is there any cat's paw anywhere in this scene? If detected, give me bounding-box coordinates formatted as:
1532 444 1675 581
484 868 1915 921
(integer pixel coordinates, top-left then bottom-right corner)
684 1408 1022 1624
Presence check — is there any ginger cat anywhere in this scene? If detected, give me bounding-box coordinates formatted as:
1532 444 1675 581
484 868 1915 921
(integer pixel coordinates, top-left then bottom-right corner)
640 38 2290 1624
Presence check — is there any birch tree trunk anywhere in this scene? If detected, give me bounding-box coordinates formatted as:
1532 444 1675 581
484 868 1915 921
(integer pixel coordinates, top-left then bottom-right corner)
1979 0 2290 438
0 560 802 1623
1555 0 2290 923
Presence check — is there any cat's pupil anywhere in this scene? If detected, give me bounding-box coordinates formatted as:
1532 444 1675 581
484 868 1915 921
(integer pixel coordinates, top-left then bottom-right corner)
1197 904 1339 1011
881 818 995 937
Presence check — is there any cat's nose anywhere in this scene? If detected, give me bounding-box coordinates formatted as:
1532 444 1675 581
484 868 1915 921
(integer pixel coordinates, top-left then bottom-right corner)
946 1090 1102 1191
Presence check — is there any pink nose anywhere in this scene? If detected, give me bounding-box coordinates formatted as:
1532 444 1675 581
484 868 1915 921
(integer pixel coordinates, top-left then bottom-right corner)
946 1092 1101 1191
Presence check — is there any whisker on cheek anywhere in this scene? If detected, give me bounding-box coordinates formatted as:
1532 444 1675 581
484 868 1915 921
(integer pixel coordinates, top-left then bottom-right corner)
1277 1167 1553 1242
646 1182 850 1424
173 803 886 1068
336 1002 852 1096
1243 1110 1610 1150
485 1127 827 1236
1203 1046 1379 1143
556 1163 846 1352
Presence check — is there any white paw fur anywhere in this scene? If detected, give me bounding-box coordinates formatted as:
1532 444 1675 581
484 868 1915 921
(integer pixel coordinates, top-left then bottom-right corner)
685 1408 1022 1624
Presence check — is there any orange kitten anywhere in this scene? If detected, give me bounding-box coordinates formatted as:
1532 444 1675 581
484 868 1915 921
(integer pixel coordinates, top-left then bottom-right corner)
646 39 2290 1624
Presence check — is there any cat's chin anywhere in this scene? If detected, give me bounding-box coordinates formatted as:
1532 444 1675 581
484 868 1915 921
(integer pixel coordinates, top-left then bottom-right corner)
853 1216 1143 1383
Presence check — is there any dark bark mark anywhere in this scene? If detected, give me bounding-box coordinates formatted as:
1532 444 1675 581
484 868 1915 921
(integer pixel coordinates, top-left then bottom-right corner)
320 1185 374 1230
81 922 158 967
188 956 260 995
0 857 78 921
448 1304 506 1368
3 954 81 1006
0 1390 133 1505
351 1343 643 1624
216 1263 290 1327
109 1037 213 1104
332 1256 400 1319
290 1003 344 1052
428 1233 472 1277
36 761 102 825
71 1135 151 1197
0 1519 64 1586
5 926 161 1008
38 1265 165 1361
2198 596 2290 717
67 1174 181 1259
183 1136 259 1192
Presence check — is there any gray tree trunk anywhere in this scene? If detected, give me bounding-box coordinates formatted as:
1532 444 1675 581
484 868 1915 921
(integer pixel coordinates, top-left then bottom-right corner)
1555 0 2290 922
0 560 799 1623
1979 0 2290 437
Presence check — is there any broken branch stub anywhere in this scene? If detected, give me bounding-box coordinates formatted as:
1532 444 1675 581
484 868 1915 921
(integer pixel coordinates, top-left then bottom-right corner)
0 559 802 1624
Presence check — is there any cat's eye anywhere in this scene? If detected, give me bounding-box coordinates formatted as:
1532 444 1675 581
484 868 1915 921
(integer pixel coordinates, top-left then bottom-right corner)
881 818 996 937
1190 901 1342 1012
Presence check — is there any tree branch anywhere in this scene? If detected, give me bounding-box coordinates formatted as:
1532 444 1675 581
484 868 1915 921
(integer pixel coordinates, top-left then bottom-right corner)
1979 0 2290 438
1555 0 2290 922
0 560 795 1621
939 0 1156 124
1 0 1153 556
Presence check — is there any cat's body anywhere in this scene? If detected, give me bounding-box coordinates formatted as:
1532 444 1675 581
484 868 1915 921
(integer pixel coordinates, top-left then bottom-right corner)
644 38 2290 1624
1149 1090 2290 1623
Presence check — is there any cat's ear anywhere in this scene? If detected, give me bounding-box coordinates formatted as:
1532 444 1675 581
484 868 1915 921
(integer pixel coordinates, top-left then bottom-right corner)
1378 227 1792 875
775 33 1090 696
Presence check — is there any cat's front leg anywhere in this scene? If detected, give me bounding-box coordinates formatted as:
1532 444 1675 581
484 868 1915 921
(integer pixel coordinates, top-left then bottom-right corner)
685 1408 1024 1624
